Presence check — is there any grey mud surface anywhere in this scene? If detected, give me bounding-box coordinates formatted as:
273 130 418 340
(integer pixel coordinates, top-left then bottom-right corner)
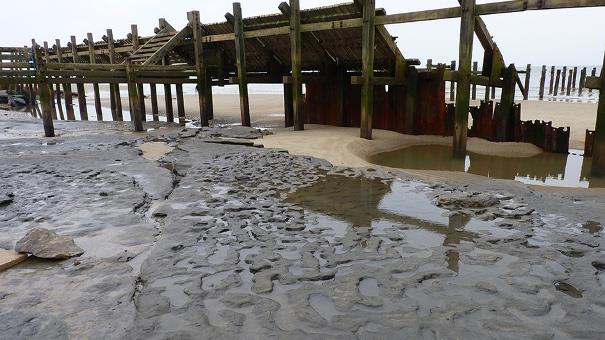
1 115 605 339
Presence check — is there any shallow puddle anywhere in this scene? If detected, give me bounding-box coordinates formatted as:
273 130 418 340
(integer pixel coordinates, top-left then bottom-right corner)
139 142 174 161
554 281 583 298
287 175 502 272
368 145 605 188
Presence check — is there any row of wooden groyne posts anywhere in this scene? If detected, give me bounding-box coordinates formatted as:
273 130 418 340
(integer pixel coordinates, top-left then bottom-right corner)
1 0 605 177
441 60 601 101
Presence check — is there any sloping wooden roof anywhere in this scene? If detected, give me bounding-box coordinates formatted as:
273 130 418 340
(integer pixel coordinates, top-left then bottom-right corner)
198 3 399 73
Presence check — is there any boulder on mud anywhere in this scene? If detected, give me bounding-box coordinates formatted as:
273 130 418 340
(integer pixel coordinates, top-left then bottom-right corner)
436 192 500 209
15 228 84 259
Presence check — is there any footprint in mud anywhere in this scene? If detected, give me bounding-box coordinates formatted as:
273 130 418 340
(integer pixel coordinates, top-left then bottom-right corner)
554 281 583 298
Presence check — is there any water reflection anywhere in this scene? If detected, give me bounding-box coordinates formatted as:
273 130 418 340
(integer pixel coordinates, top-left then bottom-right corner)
368 145 605 188
287 175 484 272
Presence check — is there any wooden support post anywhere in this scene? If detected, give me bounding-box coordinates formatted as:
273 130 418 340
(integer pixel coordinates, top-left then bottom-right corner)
176 84 186 126
549 66 555 95
360 0 376 139
453 0 475 158
233 4 252 127
131 25 139 51
70 36 88 120
572 66 578 89
427 59 433 71
561 66 567 94
579 68 587 97
539 65 546 100
205 75 214 120
566 69 573 96
188 11 209 126
590 68 597 94
150 84 159 122
472 61 478 100
56 39 75 120
34 48 54 137
283 83 293 127
164 83 174 123
405 66 418 135
495 64 516 142
42 42 57 120
86 33 103 121
290 0 304 131
217 49 225 87
336 66 346 127
125 59 144 132
137 84 146 122
523 64 531 100
592 51 605 177
553 69 561 97
106 29 119 121
491 85 495 99
450 60 456 101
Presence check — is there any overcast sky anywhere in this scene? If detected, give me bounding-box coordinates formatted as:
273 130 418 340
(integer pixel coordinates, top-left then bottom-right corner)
4 1 605 66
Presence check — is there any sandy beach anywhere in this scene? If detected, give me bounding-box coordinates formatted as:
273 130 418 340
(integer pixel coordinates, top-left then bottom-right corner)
117 92 596 150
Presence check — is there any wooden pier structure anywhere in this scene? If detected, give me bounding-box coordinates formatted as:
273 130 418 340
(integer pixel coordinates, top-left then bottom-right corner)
1 0 605 176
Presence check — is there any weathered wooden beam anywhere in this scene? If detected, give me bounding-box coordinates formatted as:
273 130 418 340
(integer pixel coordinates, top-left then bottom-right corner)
579 67 587 96
69 36 88 121
471 61 478 100
523 64 531 100
450 60 456 101
284 83 294 127
539 65 546 100
131 25 140 51
108 30 123 121
360 0 376 140
336 66 346 127
33 48 54 137
234 3 251 127
561 66 567 94
287 0 304 130
87 33 103 121
553 69 561 96
42 41 57 120
125 59 144 131
453 0 475 158
143 25 191 65
592 51 605 176
137 83 146 122
150 83 159 122
187 11 211 126
549 66 555 94
56 39 75 120
176 83 186 126
405 67 418 135
495 64 517 142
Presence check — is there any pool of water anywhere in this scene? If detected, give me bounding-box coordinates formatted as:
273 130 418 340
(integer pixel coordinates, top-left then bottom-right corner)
368 145 604 188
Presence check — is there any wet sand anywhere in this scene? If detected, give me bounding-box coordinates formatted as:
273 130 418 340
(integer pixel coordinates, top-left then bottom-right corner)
1 118 605 338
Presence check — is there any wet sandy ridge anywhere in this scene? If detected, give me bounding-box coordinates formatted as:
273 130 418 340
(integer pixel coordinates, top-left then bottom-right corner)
0 122 604 339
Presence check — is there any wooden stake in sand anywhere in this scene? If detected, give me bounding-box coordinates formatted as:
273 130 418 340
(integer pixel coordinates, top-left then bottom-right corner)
592 51 605 177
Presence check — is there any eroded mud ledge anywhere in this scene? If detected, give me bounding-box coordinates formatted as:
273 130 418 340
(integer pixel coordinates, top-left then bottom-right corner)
1 121 605 339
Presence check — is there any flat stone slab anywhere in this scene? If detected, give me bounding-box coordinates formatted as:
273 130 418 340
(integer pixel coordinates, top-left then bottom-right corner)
15 228 84 259
0 249 27 272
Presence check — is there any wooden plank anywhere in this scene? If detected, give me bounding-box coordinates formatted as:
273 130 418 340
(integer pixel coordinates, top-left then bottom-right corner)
553 69 561 96
453 0 475 158
188 11 209 126
592 51 605 176
495 64 516 142
234 3 251 127
0 249 27 272
137 83 146 122
126 59 144 131
360 0 376 139
572 66 578 89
